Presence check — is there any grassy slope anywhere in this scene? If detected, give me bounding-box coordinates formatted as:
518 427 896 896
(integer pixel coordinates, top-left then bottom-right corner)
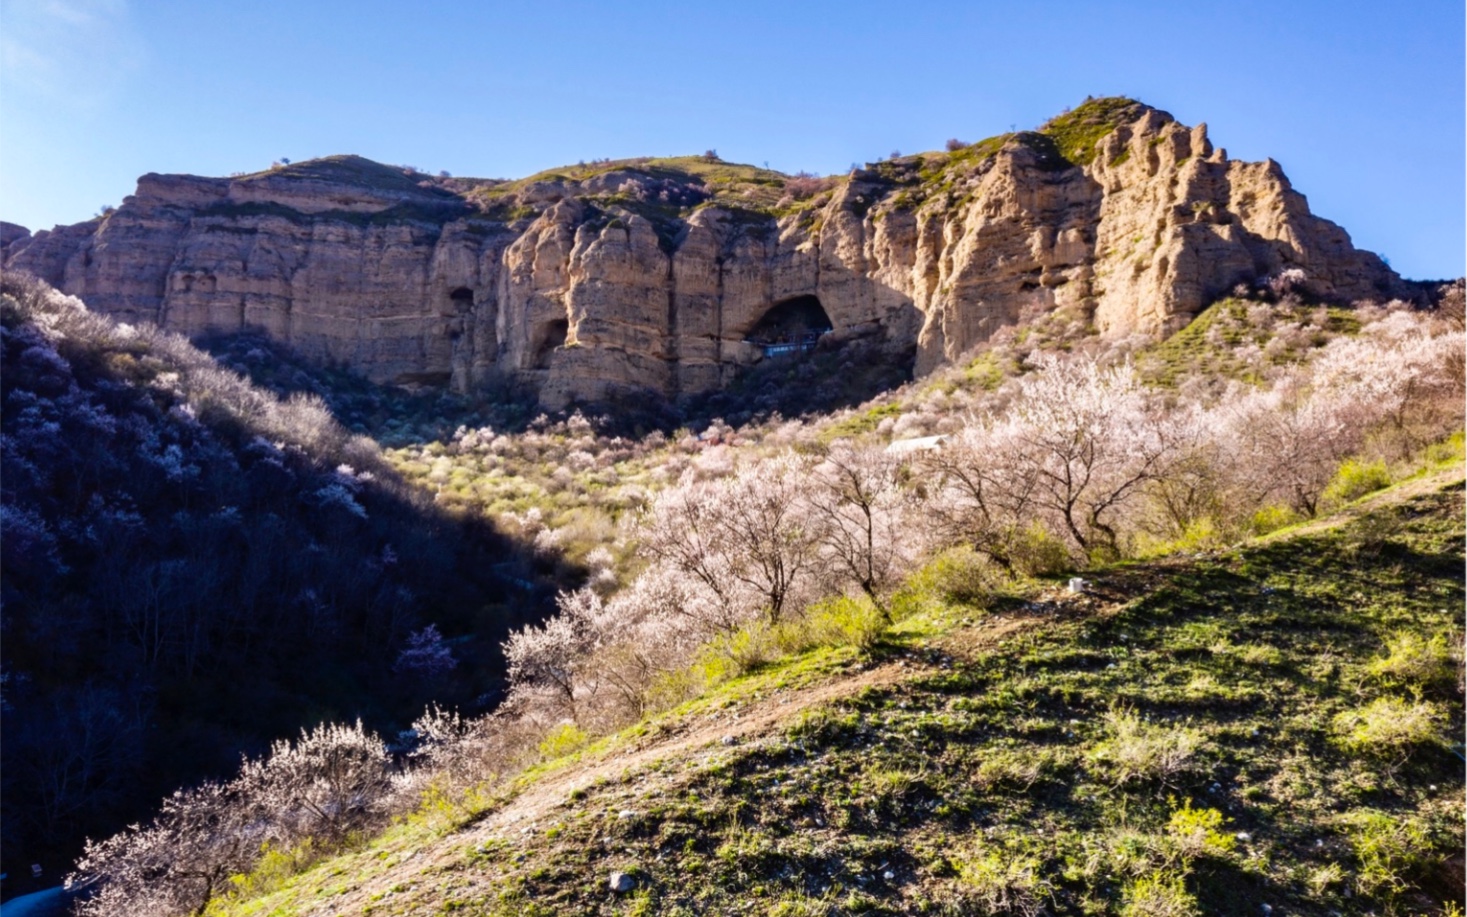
210 465 1465 917
1038 97 1151 167
1136 298 1361 388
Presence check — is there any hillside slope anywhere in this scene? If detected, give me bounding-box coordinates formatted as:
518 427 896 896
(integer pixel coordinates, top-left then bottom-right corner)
209 469 1465 916
3 98 1408 409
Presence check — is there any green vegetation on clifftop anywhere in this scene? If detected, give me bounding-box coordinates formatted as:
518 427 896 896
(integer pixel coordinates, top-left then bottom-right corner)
1039 97 1152 166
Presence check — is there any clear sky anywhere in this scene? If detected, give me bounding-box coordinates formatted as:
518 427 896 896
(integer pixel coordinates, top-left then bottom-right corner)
1 0 1462 279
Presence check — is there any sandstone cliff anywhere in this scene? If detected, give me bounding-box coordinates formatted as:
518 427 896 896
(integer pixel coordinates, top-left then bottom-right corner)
3 99 1405 407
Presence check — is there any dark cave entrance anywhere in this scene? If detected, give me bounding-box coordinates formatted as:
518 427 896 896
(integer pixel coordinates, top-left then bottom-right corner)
745 295 833 355
533 319 568 369
448 287 474 312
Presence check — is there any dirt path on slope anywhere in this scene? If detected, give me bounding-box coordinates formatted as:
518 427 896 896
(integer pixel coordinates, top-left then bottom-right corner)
466 661 914 835
279 582 1165 916
293 656 932 915
1256 465 1464 544
287 611 1060 915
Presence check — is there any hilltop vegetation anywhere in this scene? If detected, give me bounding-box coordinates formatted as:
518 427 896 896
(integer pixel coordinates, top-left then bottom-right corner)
1039 96 1152 165
225 97 1159 234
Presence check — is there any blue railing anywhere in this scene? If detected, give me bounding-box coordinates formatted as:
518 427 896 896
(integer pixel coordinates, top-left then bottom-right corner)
749 331 829 358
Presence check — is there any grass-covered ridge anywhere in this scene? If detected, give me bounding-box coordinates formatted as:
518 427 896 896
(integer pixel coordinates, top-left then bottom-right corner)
485 155 786 197
466 154 796 217
230 154 473 196
1137 296 1362 387
203 469 1464 916
208 96 1160 238
1039 96 1153 166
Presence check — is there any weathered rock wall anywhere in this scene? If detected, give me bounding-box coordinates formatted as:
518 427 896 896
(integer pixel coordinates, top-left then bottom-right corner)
3 105 1404 408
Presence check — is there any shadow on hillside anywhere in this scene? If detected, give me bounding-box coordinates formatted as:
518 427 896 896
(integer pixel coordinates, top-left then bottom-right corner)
676 336 917 431
574 335 917 438
0 298 582 896
198 331 918 442
196 332 545 445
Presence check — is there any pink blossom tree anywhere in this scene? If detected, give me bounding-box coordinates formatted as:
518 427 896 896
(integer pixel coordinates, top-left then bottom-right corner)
393 623 457 679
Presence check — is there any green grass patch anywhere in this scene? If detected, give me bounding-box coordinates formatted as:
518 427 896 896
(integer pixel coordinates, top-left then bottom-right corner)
1138 297 1361 388
819 402 902 442
1323 458 1393 508
1040 97 1150 166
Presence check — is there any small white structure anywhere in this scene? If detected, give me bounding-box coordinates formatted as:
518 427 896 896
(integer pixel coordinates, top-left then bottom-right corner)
885 435 947 456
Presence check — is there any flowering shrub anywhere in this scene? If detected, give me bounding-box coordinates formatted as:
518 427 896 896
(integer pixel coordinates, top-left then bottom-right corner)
393 625 458 679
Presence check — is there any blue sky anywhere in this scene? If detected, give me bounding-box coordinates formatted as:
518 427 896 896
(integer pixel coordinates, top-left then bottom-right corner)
2 0 1462 278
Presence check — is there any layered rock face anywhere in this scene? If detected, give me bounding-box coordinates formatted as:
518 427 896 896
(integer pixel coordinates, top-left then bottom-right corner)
3 100 1404 407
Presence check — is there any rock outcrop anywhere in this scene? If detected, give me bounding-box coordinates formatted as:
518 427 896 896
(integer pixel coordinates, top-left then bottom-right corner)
2 99 1405 407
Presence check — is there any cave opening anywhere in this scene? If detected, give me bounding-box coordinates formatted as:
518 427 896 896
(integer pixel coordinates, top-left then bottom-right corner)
745 295 833 356
533 319 568 369
448 287 474 312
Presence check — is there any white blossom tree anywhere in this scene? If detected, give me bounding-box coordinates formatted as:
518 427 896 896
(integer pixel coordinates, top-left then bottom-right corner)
637 452 825 625
636 476 751 629
807 442 923 616
922 423 1034 569
1219 381 1354 518
1308 313 1465 454
716 453 827 622
237 719 391 843
998 357 1189 555
932 356 1190 563
502 588 609 724
70 781 263 917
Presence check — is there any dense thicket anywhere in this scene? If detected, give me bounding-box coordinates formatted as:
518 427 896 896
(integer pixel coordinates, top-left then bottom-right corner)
0 276 553 886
